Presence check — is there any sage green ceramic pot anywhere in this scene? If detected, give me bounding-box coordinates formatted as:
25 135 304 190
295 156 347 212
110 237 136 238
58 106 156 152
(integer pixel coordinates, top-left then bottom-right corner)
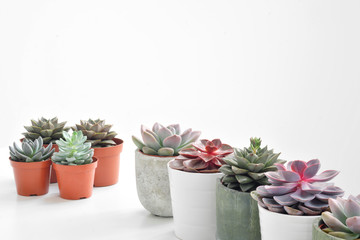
216 178 261 240
312 218 342 240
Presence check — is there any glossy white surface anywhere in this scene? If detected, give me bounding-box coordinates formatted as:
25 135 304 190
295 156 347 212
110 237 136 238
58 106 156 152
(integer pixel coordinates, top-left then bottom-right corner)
0 148 177 240
168 163 222 240
258 205 318 240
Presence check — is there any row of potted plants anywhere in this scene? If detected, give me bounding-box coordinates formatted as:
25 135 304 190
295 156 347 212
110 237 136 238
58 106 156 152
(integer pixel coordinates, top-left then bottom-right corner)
9 117 123 200
132 123 359 240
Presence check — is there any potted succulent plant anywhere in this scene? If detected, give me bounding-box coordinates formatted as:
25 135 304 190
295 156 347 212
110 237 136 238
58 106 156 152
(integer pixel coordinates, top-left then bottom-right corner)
217 137 285 240
251 159 344 240
23 117 69 183
52 131 97 200
72 119 123 187
132 123 201 217
168 139 233 240
9 137 55 196
313 195 360 240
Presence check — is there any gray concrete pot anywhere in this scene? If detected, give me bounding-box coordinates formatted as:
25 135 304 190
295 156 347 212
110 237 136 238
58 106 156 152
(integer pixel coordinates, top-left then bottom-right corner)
135 150 175 217
216 179 261 240
312 218 342 240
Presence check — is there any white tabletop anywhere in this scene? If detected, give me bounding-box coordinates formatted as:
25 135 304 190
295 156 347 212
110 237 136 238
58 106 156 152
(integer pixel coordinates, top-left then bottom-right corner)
0 148 177 240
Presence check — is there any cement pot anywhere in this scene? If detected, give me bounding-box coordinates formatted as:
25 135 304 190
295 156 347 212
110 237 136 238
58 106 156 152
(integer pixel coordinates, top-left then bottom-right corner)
258 204 318 240
168 161 222 240
312 218 344 240
135 150 174 217
216 179 261 240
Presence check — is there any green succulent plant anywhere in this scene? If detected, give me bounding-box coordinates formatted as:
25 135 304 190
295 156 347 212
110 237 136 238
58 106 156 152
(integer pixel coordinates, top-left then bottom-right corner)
132 123 201 156
52 131 94 165
72 119 117 147
9 137 55 162
23 117 70 144
220 137 285 192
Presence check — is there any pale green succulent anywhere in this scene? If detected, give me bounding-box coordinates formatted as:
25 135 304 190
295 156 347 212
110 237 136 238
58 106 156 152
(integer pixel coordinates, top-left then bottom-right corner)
9 137 55 162
132 123 201 156
52 131 94 165
23 117 69 144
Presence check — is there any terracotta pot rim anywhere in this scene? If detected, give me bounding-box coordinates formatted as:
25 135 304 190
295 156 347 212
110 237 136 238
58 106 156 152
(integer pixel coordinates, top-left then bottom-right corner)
92 138 124 149
53 157 98 168
167 161 222 175
216 178 251 195
9 158 52 168
136 149 177 159
258 203 320 219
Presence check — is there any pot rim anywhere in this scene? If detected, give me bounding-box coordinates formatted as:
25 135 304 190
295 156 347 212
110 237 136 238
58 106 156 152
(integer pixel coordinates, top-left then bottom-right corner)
9 157 52 167
216 177 252 196
52 157 98 167
167 160 223 175
92 137 124 149
313 217 343 240
258 203 320 219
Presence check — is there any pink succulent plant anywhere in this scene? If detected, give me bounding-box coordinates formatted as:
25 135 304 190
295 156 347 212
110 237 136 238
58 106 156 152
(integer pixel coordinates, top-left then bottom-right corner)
252 159 344 215
169 139 233 173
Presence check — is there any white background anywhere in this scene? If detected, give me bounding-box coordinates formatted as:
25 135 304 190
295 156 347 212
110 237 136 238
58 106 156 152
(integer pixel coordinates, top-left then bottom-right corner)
1 0 360 239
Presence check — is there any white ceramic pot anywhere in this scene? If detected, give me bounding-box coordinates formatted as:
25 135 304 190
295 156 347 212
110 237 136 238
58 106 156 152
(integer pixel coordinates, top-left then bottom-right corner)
258 204 318 240
135 150 175 217
168 161 223 240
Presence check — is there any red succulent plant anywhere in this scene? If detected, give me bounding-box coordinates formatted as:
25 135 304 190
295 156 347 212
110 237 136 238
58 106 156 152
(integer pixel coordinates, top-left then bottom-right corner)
169 139 233 173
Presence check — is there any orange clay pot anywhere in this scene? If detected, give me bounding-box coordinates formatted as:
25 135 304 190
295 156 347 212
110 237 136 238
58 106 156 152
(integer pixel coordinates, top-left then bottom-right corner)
20 138 59 183
10 158 51 196
53 157 97 200
93 138 123 187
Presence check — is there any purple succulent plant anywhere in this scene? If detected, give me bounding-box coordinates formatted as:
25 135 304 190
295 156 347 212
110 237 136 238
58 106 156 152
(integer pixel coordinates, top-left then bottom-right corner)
252 159 344 215
321 195 360 239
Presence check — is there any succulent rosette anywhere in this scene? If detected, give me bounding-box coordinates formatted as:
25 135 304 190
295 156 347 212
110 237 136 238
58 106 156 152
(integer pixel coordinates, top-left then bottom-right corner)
321 195 360 239
169 139 233 173
132 123 201 156
252 159 344 215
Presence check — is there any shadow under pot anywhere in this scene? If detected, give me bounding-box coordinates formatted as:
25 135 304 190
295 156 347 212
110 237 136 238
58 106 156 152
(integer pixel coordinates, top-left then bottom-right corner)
93 138 124 187
10 158 51 196
312 217 344 240
135 150 175 217
53 157 98 200
168 161 222 240
258 204 318 240
216 178 261 240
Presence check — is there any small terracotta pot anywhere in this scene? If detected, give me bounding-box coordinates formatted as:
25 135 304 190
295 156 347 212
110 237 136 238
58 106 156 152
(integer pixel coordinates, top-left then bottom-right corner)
10 158 51 196
20 138 59 183
93 138 123 187
53 157 98 200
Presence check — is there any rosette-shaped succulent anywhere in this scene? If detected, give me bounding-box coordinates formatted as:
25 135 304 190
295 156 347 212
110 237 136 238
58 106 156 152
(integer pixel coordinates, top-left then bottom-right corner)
321 195 360 239
169 139 233 173
132 123 201 156
9 137 55 162
220 137 285 192
52 131 94 165
72 119 117 147
252 159 344 215
23 117 69 144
